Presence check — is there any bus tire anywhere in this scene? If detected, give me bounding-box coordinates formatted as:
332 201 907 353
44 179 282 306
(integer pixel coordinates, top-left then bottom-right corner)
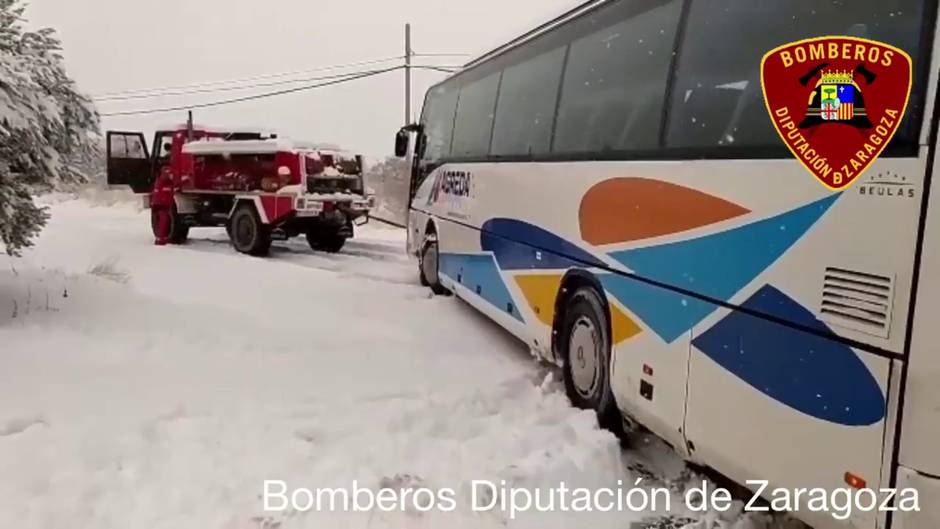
560 287 621 434
420 239 450 296
230 203 271 256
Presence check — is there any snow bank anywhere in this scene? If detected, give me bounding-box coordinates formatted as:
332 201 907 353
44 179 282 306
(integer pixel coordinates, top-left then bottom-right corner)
39 187 141 208
0 200 797 529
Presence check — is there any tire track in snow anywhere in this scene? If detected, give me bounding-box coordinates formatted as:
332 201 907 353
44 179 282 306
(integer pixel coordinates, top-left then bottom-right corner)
0 414 47 437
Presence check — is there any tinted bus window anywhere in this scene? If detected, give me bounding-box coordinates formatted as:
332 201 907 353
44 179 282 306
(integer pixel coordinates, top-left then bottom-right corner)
552 0 682 154
421 84 459 161
451 72 501 158
491 46 567 156
666 0 928 151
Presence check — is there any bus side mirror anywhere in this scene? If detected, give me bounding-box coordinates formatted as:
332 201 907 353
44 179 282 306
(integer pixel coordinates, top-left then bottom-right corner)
394 129 410 158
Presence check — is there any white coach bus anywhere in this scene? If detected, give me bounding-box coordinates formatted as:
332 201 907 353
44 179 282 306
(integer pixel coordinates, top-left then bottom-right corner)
395 1 939 527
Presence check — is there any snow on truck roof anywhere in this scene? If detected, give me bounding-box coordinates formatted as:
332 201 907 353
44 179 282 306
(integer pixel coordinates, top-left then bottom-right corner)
183 139 291 155
182 138 355 157
159 123 277 135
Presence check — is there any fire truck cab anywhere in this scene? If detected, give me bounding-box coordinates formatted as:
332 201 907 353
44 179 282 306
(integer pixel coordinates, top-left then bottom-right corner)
106 125 374 255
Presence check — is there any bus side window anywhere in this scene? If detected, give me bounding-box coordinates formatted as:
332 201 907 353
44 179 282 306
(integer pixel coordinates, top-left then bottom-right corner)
490 46 566 157
451 72 501 158
420 86 458 163
552 0 681 154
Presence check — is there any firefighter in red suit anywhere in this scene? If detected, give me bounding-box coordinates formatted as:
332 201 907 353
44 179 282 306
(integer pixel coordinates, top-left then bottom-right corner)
151 167 175 246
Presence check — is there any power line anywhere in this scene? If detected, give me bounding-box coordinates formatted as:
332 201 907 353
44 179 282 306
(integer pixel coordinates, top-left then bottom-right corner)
412 52 472 58
98 61 459 102
101 66 402 117
413 65 460 74
95 70 377 102
92 55 406 99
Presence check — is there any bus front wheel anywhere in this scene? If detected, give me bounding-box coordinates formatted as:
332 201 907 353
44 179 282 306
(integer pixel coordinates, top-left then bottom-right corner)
560 287 621 434
420 239 450 296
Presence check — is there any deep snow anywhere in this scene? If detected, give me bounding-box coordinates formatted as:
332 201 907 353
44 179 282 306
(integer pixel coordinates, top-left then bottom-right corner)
0 198 800 529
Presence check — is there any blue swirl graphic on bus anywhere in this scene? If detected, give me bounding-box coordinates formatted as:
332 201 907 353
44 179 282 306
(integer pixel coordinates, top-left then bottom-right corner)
692 285 886 426
438 252 524 323
481 218 606 270
607 194 839 342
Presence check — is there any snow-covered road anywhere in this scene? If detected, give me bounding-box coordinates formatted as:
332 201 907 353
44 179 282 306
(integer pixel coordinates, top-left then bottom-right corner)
0 198 794 529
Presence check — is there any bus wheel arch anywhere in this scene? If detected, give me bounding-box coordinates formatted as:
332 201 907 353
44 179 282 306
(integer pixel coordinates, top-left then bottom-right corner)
552 271 612 356
552 270 621 434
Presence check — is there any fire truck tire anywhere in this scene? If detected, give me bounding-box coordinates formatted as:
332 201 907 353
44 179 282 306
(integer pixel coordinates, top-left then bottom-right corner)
322 235 347 253
151 206 189 244
306 231 346 253
230 204 271 256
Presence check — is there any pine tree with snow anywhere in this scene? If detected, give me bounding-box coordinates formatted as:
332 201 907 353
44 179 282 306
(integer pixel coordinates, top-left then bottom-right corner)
0 0 99 256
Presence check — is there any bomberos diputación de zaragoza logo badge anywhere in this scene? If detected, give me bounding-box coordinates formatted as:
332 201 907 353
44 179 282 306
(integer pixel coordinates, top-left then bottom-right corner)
762 36 912 190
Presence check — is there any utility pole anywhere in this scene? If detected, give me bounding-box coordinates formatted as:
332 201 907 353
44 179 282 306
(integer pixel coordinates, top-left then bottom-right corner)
404 23 412 125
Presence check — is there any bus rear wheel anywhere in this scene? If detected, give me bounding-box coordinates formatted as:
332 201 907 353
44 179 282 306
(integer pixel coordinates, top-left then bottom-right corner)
560 287 621 434
420 239 450 296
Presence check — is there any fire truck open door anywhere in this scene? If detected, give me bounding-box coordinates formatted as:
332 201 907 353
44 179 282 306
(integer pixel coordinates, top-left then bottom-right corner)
106 131 153 193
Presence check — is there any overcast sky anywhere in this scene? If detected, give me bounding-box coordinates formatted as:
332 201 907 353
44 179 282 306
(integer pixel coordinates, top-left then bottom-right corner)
26 0 578 158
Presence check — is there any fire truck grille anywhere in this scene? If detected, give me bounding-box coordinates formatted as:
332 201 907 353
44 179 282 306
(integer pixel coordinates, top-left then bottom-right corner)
307 177 360 195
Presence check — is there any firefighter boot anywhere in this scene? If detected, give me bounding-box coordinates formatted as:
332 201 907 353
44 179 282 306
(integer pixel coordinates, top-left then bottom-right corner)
155 208 170 246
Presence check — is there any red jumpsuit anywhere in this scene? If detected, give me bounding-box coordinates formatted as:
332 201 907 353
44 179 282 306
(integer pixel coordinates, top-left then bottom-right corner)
151 168 175 246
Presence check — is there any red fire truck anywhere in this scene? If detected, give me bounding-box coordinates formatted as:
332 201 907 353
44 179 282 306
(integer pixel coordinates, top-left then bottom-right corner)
106 125 374 255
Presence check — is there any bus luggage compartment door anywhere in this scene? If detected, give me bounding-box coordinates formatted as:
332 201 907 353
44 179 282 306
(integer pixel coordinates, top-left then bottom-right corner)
686 295 891 529
899 148 940 480
892 467 940 528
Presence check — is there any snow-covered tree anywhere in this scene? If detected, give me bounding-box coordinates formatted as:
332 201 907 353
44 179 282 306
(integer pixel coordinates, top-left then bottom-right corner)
0 0 99 255
365 157 410 224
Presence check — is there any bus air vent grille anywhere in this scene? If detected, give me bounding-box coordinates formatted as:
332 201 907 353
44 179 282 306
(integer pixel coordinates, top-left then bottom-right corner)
820 267 894 338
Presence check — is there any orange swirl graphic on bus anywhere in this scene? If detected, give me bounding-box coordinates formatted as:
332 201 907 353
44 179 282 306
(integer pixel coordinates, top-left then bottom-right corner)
579 177 750 245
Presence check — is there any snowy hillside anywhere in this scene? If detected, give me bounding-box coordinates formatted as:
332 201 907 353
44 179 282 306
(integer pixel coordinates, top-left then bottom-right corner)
0 199 799 529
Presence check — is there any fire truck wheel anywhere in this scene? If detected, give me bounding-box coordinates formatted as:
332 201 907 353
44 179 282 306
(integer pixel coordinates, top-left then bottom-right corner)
321 235 347 253
306 231 346 253
230 204 271 256
172 225 190 244
151 206 189 244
